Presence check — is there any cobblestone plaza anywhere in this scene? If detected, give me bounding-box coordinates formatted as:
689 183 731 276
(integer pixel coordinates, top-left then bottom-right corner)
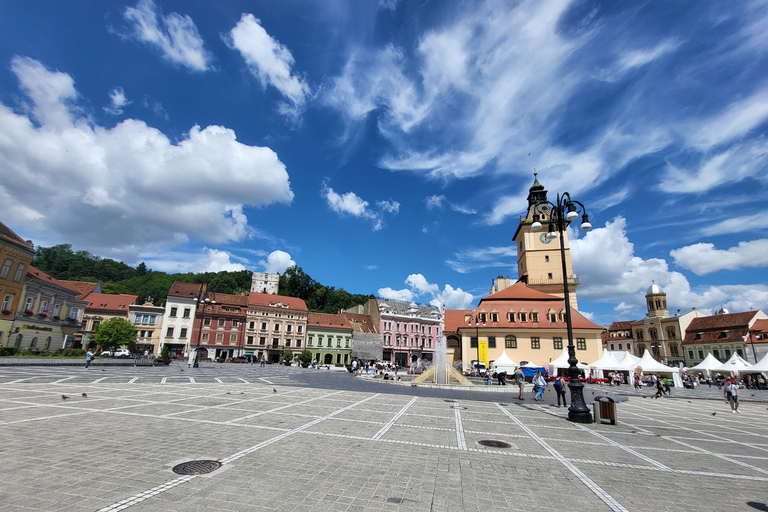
1 364 766 511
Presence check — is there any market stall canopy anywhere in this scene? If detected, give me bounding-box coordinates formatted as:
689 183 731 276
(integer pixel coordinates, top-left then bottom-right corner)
491 351 517 373
687 353 722 375
588 350 631 370
629 350 683 387
713 353 753 375
748 352 768 374
550 348 589 376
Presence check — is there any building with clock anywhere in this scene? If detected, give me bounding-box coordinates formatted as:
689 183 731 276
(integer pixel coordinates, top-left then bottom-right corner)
512 174 580 309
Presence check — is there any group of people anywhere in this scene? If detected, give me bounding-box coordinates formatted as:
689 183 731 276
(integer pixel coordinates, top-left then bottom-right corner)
506 367 568 407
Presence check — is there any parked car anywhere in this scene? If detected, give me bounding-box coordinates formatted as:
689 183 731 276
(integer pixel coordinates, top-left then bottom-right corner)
114 349 132 357
100 350 114 357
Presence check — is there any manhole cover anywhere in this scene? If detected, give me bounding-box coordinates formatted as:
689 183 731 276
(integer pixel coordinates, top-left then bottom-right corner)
478 440 512 449
450 406 468 410
172 460 221 475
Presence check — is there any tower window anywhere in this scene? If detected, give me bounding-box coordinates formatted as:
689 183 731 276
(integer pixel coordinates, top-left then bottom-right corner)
545 256 549 263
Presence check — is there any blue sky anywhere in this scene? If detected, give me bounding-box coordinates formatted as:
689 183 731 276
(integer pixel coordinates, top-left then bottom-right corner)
1 0 767 324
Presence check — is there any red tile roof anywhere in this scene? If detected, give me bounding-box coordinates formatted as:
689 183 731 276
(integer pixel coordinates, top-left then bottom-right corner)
168 281 204 298
751 319 768 344
248 292 308 311
26 266 85 296
204 291 248 306
86 292 138 312
340 312 378 333
58 280 100 300
483 282 562 302
0 221 34 254
682 311 759 345
444 310 471 332
308 312 351 329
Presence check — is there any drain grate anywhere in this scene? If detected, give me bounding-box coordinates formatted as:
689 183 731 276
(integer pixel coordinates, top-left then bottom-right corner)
172 460 221 475
478 440 512 449
450 405 468 410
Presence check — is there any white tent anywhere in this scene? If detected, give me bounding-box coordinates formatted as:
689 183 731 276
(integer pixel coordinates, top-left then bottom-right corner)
620 352 641 366
713 353 753 375
491 351 517 373
687 353 722 376
747 352 768 375
523 361 543 368
629 350 683 388
550 348 589 376
588 350 630 380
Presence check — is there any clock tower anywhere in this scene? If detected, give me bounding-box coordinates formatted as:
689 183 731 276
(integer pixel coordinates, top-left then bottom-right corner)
511 174 580 309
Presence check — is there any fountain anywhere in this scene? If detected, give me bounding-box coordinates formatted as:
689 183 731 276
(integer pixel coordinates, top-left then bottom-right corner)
412 335 471 385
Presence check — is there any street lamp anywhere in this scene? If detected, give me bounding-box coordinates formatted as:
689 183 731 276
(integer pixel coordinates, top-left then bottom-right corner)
530 192 593 423
189 288 214 368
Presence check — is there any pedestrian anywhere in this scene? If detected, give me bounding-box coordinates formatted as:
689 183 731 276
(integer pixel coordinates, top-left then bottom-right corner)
553 375 567 407
514 366 525 400
654 375 664 398
486 372 493 385
85 348 94 369
497 371 507 386
724 378 740 413
260 356 266 367
533 371 546 401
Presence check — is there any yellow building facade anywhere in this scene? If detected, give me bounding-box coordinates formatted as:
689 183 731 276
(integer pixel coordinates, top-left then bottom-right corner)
0 222 35 347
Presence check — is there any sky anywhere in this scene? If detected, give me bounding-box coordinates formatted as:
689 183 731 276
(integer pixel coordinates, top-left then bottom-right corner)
1 0 767 325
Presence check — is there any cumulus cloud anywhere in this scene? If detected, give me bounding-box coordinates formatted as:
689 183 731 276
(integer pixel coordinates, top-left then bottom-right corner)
670 239 768 275
226 13 310 121
259 250 295 274
0 57 293 261
139 247 244 273
379 273 474 310
321 181 398 231
446 246 517 274
121 0 212 71
571 216 768 318
104 87 130 115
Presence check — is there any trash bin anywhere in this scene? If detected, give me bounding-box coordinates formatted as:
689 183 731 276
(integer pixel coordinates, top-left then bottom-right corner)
593 397 616 425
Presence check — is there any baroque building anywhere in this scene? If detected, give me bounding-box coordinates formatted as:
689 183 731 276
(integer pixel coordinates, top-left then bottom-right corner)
245 292 307 363
191 289 248 361
80 292 139 345
0 221 35 347
683 309 767 365
159 281 203 358
306 312 353 366
130 298 165 355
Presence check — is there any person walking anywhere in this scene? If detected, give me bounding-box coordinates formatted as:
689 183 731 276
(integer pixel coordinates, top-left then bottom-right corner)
85 349 94 369
553 375 567 407
654 375 664 398
514 367 525 400
260 356 266 367
725 378 740 413
533 371 546 401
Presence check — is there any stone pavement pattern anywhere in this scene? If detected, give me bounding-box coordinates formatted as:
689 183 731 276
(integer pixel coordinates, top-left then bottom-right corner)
0 365 767 512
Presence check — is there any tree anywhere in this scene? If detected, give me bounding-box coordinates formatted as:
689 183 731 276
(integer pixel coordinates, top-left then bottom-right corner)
282 349 293 364
91 318 137 353
298 349 313 367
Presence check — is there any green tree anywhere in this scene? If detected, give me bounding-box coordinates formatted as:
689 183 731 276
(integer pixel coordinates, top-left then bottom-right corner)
282 349 293 364
91 318 137 353
298 349 313 368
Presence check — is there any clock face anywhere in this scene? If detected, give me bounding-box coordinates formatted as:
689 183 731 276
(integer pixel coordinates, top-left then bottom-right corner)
539 233 552 244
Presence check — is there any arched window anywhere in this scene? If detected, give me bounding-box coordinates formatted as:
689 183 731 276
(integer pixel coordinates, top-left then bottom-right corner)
636 330 644 340
636 343 646 356
505 335 517 349
30 336 38 348
649 328 658 340
45 337 52 350
669 343 679 357
666 327 676 339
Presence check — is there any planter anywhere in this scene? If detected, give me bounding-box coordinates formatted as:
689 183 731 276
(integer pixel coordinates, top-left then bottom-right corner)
23 310 34 316
1 309 11 315
53 316 61 321
38 314 48 319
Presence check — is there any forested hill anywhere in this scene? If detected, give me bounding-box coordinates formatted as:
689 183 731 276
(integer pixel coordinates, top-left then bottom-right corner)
32 245 369 313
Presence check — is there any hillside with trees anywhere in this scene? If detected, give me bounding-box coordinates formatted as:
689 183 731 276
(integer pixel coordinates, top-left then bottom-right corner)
32 244 368 313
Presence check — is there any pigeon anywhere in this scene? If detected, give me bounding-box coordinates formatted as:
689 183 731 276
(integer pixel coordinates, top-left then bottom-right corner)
82 393 87 398
411 384 417 387
102 369 105 372
62 395 69 400
180 369 183 372
273 388 277 393
711 412 716 416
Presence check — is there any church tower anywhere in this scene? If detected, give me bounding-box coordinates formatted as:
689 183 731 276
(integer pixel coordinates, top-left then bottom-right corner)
645 281 668 318
512 173 580 309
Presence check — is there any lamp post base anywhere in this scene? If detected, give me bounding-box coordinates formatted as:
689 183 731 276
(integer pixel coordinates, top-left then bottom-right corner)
567 379 593 424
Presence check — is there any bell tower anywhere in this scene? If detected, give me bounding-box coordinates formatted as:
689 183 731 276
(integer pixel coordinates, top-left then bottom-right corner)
512 173 580 309
645 281 668 318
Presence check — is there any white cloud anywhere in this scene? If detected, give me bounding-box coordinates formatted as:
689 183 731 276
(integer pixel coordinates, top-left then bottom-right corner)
571 216 768 318
0 57 293 261
322 181 399 231
670 239 768 275
104 87 130 115
377 287 414 302
425 195 445 209
203 248 247 272
122 0 212 72
376 199 400 214
699 215 768 237
616 40 678 73
226 13 309 120
138 247 244 273
446 246 517 274
378 0 399 11
691 87 768 150
259 250 295 274
379 273 474 310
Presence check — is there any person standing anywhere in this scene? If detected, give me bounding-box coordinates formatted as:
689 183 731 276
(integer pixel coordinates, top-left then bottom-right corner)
553 375 567 407
85 349 94 369
533 371 546 401
725 378 740 413
514 367 525 400
260 356 266 367
654 375 664 398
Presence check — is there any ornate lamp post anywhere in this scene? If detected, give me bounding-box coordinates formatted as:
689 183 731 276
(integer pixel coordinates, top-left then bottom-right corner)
189 289 213 368
530 192 593 423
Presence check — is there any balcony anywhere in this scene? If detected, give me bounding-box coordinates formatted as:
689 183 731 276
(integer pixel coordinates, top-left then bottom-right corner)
525 275 579 286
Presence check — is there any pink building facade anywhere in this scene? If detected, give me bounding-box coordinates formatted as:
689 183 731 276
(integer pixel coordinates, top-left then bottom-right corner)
378 299 442 368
